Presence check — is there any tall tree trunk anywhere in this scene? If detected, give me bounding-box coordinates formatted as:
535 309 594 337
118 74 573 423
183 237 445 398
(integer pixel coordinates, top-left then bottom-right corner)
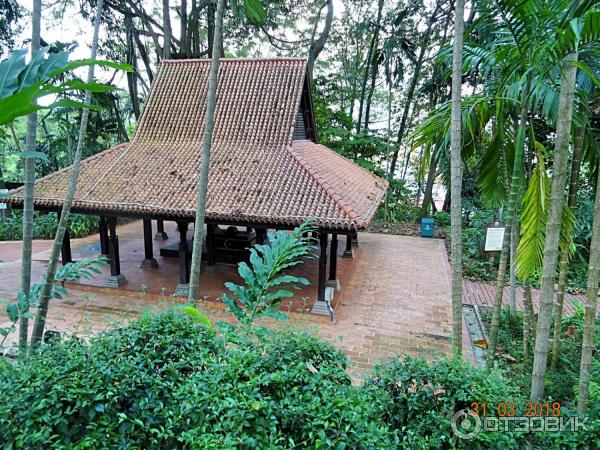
523 280 533 358
530 53 578 401
125 21 141 120
421 148 438 215
30 0 105 348
18 0 41 352
163 0 172 58
357 0 383 135
486 88 529 367
188 0 224 302
577 159 600 414
550 124 584 369
388 3 440 180
449 0 465 357
307 0 333 81
509 222 519 317
207 0 215 57
180 0 188 56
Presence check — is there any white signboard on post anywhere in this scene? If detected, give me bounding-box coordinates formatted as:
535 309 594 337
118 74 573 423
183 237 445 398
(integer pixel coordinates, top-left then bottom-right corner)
485 227 505 252
0 189 7 210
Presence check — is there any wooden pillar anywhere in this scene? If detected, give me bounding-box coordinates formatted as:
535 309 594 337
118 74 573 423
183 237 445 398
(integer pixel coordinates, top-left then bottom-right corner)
256 228 266 245
343 234 354 258
61 228 72 265
327 233 339 290
99 216 109 255
207 223 216 266
317 232 327 302
352 231 359 246
310 232 336 322
106 217 126 287
155 219 168 240
174 221 190 296
141 218 158 268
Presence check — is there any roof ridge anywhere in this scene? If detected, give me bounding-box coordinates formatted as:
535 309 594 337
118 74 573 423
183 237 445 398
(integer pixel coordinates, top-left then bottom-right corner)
161 57 308 64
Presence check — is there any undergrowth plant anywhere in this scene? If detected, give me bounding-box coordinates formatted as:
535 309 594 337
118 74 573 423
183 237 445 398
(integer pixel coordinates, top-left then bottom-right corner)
221 220 317 325
0 257 108 349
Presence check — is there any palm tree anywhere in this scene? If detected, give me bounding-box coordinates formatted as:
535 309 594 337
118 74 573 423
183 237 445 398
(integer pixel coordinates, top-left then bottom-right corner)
550 124 584 369
19 0 41 351
187 0 225 302
530 52 578 400
449 0 465 357
29 0 107 348
577 159 600 414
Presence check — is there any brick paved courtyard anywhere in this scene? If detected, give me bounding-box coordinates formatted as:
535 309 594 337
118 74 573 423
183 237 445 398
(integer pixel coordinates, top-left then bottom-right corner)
0 223 468 377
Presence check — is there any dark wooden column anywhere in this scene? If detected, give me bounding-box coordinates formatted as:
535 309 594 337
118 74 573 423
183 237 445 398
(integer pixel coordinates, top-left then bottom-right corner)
311 232 336 322
106 217 126 287
61 228 73 265
352 231 359 246
343 234 354 258
99 216 109 255
256 228 267 245
317 232 327 302
206 224 216 266
141 218 159 268
327 233 339 290
155 219 168 240
174 221 190 296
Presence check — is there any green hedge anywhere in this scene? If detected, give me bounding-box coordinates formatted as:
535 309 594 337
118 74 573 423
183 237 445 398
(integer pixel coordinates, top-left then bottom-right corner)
0 310 589 449
0 211 99 241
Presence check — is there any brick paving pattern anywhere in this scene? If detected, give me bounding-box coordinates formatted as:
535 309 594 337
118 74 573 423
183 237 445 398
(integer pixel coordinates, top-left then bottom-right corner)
462 279 596 315
1 225 471 378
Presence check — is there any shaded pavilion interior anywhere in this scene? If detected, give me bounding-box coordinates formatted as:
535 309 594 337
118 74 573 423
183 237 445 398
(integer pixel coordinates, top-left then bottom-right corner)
8 58 387 319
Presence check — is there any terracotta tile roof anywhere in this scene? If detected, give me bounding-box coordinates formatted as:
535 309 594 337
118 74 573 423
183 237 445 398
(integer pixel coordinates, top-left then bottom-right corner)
7 58 387 230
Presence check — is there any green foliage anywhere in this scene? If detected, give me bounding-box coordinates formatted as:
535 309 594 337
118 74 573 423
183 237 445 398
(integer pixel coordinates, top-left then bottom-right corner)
371 357 527 448
1 309 587 448
222 220 316 324
0 211 99 240
0 257 107 343
0 311 393 448
0 47 131 125
517 151 575 280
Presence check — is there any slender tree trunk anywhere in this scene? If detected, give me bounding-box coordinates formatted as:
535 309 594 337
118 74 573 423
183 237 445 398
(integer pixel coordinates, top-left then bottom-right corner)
163 0 172 58
421 148 438 215
357 0 383 135
487 91 529 368
509 222 519 317
449 0 465 357
307 0 333 81
530 53 578 401
18 0 42 352
551 124 584 370
577 160 600 414
523 280 533 358
207 0 215 57
388 4 440 180
30 0 106 348
188 0 224 302
180 0 188 56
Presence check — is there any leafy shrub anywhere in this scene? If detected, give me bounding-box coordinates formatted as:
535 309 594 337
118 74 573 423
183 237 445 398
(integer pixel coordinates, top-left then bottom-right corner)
222 220 316 324
434 210 451 226
0 311 394 448
369 357 527 449
0 210 99 240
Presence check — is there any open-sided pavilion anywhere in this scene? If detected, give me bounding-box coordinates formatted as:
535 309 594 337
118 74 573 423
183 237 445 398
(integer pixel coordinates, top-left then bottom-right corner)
8 58 387 318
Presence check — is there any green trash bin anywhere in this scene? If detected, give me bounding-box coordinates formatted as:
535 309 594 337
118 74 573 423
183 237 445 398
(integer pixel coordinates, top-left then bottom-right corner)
421 217 434 238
